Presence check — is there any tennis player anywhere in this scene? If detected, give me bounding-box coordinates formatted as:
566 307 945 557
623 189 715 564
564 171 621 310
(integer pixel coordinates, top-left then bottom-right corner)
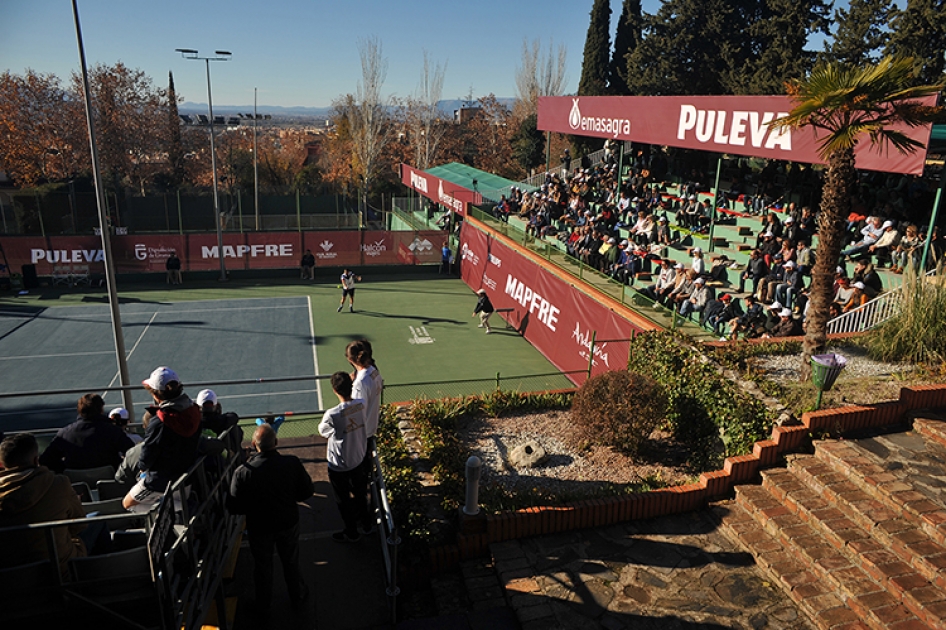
337 269 362 313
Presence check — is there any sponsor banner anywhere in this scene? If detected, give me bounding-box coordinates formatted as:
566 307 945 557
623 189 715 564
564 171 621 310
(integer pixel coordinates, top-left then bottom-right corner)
400 163 482 216
459 222 640 385
537 95 937 176
0 230 450 275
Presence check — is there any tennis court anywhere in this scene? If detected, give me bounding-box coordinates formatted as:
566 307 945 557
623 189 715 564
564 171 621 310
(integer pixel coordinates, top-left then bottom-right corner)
0 275 574 433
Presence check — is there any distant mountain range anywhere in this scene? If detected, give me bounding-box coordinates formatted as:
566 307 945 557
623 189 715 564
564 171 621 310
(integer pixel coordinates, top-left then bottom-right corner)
179 98 514 119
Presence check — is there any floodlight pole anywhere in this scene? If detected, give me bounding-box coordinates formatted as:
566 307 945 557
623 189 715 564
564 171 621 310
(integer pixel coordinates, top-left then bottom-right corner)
72 0 134 415
177 48 231 281
254 87 260 231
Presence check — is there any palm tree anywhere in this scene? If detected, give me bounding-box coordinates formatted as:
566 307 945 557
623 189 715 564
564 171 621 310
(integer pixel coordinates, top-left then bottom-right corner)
774 57 943 380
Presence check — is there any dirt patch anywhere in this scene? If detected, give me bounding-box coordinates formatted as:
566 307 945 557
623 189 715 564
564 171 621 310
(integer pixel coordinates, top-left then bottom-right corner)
460 409 695 500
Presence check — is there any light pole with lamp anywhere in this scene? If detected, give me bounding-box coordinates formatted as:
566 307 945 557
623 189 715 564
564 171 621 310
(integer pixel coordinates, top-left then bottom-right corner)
176 48 231 281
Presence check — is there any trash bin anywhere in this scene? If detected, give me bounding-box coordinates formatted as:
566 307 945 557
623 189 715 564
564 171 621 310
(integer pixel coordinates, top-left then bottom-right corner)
811 353 847 392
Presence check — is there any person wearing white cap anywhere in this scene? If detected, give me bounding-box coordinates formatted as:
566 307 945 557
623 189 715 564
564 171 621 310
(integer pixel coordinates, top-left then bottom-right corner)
690 247 705 276
197 389 243 452
867 220 900 265
472 288 495 334
775 260 804 311
123 367 201 512
842 281 869 312
765 308 800 338
841 216 884 259
641 258 677 303
679 276 712 318
110 407 143 444
852 259 882 298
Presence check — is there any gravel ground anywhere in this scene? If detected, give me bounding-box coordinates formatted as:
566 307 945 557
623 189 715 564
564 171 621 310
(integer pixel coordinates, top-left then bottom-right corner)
754 343 916 383
461 410 693 497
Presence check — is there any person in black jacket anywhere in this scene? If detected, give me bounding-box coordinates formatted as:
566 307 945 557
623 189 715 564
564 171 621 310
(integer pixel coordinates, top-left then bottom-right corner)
39 393 135 473
472 288 495 334
165 251 182 285
123 367 201 512
228 424 314 611
300 250 315 280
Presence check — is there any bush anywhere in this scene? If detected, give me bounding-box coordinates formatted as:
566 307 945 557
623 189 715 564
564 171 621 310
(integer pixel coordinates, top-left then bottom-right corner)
571 370 667 455
866 267 946 364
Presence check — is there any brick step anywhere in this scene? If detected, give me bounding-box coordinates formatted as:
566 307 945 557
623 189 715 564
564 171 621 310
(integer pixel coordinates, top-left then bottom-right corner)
914 418 946 451
785 455 946 592
756 467 946 628
714 499 918 629
812 439 946 548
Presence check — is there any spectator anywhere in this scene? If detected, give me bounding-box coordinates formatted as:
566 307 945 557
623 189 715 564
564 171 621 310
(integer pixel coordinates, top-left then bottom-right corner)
843 282 869 312
852 259 882 299
832 276 857 306
318 372 369 544
679 277 712 318
440 241 452 274
654 216 672 246
228 424 313 611
347 339 383 533
109 407 142 444
0 433 88 575
39 394 135 473
775 261 804 311
727 295 765 340
867 221 900 266
196 389 242 454
640 259 676 303
841 216 884 259
690 247 705 276
758 254 786 303
738 250 768 296
796 240 815 276
704 293 743 336
300 250 315 280
892 224 921 274
166 251 182 285
765 308 801 338
123 367 201 512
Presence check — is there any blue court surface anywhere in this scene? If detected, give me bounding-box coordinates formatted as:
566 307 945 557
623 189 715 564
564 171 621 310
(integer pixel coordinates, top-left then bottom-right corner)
0 297 321 432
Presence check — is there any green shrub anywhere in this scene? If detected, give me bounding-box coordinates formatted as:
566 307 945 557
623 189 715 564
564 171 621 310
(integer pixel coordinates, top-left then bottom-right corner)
571 370 667 455
866 268 946 364
627 331 772 470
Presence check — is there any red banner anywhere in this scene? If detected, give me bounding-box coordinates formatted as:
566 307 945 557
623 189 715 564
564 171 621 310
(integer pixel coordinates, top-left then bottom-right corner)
537 95 937 175
460 222 638 385
400 163 482 216
0 230 446 275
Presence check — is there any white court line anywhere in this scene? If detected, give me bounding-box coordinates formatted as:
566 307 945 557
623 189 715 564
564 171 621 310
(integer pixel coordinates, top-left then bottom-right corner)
102 311 159 396
0 303 309 321
0 350 113 361
308 295 323 410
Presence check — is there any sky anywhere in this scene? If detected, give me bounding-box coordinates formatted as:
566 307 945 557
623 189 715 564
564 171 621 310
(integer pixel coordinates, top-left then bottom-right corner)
1 0 671 110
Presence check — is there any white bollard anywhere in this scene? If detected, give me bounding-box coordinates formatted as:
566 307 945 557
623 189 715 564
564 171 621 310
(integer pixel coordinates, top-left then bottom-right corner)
463 455 483 516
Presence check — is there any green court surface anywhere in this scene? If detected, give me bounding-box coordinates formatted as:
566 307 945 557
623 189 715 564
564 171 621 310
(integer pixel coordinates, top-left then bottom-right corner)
0 272 573 435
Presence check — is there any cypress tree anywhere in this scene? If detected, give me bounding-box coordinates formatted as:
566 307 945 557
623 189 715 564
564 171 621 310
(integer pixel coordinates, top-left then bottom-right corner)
609 0 643 95
886 0 946 84
823 0 893 65
167 71 185 188
578 0 612 97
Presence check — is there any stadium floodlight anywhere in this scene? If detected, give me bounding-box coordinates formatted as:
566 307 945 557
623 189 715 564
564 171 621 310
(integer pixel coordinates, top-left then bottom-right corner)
177 47 232 281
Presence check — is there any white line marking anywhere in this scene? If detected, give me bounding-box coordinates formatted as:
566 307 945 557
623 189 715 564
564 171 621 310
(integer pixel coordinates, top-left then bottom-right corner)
102 311 159 397
0 351 114 361
308 295 323 410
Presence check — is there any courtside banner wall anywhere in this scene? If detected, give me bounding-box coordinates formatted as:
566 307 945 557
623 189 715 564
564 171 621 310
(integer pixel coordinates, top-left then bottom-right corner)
400 163 482 216
537 95 937 176
0 230 447 275
460 222 636 385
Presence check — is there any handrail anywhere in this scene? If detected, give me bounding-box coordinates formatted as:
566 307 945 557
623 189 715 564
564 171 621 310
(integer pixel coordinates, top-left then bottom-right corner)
366 437 400 624
825 268 937 335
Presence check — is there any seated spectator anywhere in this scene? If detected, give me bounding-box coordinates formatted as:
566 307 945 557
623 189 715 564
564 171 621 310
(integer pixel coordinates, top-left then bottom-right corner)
892 224 921 274
764 309 801 338
704 293 743 336
867 220 900 266
738 250 768 295
640 259 676 303
197 389 243 455
39 394 135 473
654 216 672 245
727 295 764 340
758 254 786 303
690 247 706 276
109 407 142 444
775 260 804 311
852 259 882 299
0 433 87 575
796 240 815 276
679 277 712 318
669 269 697 308
123 367 201 512
841 216 884 259
832 276 856 306
758 231 780 264
843 282 869 312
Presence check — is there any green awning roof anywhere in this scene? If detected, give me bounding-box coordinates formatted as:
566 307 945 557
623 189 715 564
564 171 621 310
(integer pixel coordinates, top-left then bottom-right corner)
930 124 946 155
426 163 530 200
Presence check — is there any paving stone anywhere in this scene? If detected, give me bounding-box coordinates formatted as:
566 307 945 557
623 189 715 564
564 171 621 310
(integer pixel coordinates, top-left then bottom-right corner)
515 602 554 623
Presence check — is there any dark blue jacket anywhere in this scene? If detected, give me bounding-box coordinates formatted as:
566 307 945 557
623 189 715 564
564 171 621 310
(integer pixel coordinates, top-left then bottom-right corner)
39 415 135 473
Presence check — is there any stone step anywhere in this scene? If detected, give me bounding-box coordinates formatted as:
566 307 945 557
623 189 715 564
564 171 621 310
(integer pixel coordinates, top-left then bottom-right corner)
811 436 946 548
914 417 946 451
763 465 946 619
715 499 919 629
786 454 946 594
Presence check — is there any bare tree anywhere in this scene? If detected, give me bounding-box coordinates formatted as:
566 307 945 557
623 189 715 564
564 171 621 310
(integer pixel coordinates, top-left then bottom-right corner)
515 39 568 114
346 36 390 213
406 51 448 170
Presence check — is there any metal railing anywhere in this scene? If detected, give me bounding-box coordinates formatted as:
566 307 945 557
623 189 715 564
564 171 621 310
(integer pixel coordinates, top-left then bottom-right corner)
513 141 634 192
382 371 580 404
825 268 938 335
366 437 400 624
